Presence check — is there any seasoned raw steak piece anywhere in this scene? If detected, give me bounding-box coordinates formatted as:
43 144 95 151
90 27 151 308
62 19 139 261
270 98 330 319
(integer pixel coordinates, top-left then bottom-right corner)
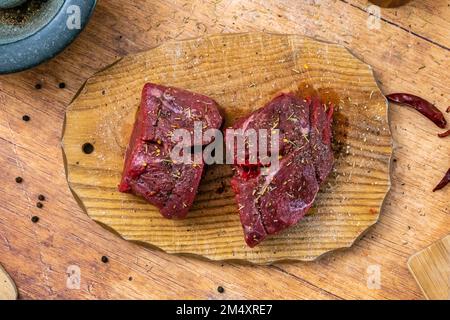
229 93 334 247
119 83 223 219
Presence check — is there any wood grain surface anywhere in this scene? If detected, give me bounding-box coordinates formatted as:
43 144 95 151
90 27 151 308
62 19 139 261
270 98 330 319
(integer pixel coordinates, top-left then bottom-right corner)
0 0 449 299
408 235 450 300
63 33 391 263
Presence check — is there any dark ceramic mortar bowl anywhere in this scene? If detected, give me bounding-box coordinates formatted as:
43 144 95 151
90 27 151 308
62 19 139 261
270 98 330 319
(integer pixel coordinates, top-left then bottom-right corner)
0 1 27 9
0 0 96 74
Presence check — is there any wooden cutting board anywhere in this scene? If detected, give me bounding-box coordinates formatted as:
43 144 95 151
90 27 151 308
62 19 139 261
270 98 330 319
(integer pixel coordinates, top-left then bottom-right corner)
0 264 17 300
62 33 392 264
408 235 450 300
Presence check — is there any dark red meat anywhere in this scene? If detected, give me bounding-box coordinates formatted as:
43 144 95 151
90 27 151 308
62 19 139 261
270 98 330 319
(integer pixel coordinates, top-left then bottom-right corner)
229 93 334 247
119 83 222 219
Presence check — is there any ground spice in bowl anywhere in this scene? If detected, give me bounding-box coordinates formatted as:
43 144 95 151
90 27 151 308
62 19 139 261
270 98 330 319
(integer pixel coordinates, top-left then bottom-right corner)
0 0 46 25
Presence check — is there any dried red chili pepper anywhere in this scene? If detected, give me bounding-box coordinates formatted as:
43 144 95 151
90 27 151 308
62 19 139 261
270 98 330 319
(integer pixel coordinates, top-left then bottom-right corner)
386 93 447 129
438 129 450 138
433 168 450 192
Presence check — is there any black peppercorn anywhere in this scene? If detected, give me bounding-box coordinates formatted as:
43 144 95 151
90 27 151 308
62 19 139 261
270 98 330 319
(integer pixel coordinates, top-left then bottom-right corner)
101 256 109 263
36 202 43 208
35 83 42 89
38 194 45 201
22 115 30 122
15 177 23 183
58 82 66 89
217 286 224 293
31 216 39 223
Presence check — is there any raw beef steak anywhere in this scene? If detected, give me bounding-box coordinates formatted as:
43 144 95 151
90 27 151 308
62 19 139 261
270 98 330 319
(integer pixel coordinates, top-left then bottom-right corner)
119 83 223 219
229 93 334 247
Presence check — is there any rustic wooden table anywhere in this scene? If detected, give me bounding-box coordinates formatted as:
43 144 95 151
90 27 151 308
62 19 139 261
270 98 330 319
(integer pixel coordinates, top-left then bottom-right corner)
0 0 448 300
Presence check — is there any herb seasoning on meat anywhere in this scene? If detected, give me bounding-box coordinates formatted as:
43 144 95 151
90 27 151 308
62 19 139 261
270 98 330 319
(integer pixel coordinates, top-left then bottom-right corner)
119 83 223 219
228 93 334 247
